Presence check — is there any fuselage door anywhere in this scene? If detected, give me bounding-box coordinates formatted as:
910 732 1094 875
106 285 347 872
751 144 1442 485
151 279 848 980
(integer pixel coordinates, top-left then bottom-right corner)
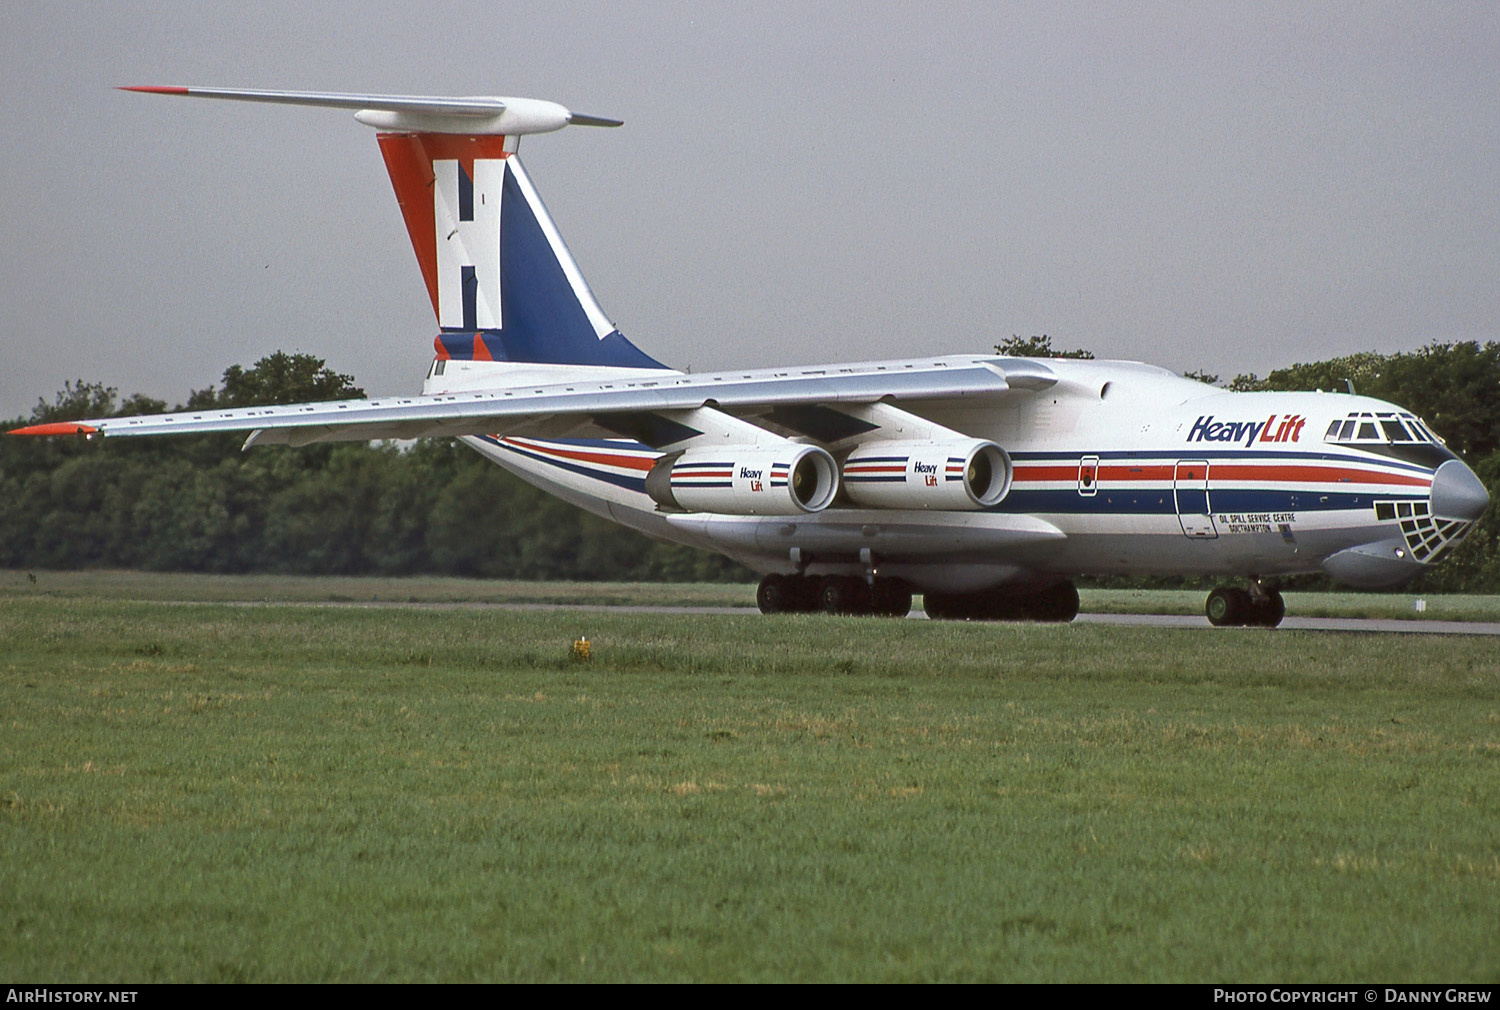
1174 460 1217 539
1078 456 1100 497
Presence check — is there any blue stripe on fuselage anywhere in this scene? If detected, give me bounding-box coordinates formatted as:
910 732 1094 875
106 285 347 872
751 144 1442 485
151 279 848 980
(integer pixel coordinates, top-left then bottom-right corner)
483 439 1424 517
483 436 649 493
996 488 1400 516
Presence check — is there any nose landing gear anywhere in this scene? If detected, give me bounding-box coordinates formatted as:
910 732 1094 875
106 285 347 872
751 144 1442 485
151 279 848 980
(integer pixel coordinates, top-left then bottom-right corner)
1205 582 1284 627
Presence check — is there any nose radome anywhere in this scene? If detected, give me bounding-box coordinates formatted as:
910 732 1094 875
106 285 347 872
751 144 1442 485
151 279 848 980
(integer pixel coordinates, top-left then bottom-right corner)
1430 459 1490 521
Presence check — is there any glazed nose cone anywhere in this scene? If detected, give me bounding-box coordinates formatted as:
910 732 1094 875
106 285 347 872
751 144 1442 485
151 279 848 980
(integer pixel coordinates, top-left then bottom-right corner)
1430 459 1489 521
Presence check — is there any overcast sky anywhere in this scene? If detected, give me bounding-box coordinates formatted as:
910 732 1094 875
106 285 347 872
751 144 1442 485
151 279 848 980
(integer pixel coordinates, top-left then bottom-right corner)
2 1 1496 419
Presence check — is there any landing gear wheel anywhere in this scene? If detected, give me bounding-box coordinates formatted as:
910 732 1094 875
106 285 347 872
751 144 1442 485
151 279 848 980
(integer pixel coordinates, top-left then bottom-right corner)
819 576 870 616
757 574 791 614
924 583 1079 622
1247 588 1285 628
870 579 913 618
1024 581 1080 622
785 575 820 613
1206 586 1243 627
923 590 988 620
1206 586 1264 627
922 592 955 620
981 592 1021 621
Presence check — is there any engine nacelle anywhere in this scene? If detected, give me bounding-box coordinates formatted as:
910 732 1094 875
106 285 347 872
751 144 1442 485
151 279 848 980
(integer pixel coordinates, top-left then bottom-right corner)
842 439 1011 510
646 444 839 515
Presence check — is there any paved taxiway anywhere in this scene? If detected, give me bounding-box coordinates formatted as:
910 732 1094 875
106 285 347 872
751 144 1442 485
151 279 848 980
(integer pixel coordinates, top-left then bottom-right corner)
219 598 1500 634
483 602 1500 635
1073 612 1500 635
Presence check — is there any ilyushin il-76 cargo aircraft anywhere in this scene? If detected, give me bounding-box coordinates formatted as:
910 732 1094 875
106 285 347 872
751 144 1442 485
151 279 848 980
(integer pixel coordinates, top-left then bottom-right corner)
14 87 1490 627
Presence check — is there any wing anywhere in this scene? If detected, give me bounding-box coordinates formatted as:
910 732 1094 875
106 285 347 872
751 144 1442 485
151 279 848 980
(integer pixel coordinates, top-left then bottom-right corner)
11 356 1056 449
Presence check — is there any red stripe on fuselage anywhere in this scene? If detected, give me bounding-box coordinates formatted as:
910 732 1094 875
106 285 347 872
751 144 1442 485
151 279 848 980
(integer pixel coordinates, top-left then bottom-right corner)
1011 464 1128 482
1208 463 1429 487
1100 464 1174 482
502 438 656 472
1012 461 1428 487
1015 465 1081 482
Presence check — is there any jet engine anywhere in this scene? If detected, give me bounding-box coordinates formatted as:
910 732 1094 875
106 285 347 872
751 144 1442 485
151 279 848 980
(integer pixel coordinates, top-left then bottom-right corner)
842 439 1011 510
646 444 839 515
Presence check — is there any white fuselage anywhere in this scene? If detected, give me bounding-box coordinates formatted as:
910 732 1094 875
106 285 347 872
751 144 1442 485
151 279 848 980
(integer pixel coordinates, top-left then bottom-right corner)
435 356 1474 593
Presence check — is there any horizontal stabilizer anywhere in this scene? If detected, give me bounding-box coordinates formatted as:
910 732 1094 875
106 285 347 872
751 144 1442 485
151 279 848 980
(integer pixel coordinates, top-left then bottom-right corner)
121 83 649 370
120 86 620 135
566 112 625 128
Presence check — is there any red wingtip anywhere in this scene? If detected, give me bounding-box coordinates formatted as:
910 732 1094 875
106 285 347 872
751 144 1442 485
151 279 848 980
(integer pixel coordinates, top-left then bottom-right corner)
118 85 189 95
8 422 100 437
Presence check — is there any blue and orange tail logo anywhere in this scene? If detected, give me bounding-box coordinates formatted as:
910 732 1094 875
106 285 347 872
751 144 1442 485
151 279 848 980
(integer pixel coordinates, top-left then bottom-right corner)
376 132 664 369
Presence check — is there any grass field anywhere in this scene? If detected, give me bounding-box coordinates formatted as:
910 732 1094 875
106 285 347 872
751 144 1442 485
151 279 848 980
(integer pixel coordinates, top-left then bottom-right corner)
0 569 758 609
2 578 1497 981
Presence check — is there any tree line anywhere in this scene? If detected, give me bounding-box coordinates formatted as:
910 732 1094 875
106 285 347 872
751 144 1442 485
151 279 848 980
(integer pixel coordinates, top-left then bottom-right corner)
0 353 745 582
4 343 1497 589
1231 342 1500 592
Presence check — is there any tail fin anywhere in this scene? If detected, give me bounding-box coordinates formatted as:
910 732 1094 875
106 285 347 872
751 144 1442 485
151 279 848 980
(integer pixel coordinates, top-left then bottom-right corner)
378 133 665 369
123 86 667 370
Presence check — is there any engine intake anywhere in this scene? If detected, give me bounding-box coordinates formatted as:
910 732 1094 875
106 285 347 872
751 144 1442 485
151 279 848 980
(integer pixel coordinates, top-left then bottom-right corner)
646 444 839 515
842 439 1011 510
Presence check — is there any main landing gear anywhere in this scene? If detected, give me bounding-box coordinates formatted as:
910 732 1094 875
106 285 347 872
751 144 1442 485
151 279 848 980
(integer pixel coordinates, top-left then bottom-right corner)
923 581 1080 623
755 574 1082 622
1205 583 1285 628
756 574 913 617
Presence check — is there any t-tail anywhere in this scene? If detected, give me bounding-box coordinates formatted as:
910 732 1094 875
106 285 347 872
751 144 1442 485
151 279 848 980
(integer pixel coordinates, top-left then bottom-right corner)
121 86 668 373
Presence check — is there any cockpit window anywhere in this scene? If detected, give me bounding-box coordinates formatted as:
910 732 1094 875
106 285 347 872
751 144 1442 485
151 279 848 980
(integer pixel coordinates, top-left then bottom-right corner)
1324 411 1444 447
1380 420 1411 442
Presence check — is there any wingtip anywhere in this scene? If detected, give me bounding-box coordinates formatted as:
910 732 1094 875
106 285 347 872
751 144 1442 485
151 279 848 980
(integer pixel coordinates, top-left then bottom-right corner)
8 422 100 437
567 112 624 128
119 85 189 95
